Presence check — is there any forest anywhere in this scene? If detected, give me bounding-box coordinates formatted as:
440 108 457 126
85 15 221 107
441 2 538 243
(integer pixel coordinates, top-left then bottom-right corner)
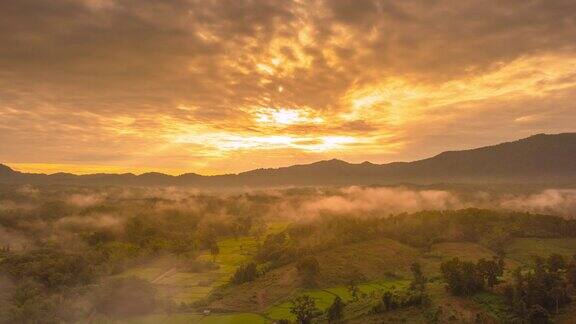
1 184 576 323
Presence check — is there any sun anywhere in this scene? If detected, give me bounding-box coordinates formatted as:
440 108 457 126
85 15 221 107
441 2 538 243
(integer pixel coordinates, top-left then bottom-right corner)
254 107 323 126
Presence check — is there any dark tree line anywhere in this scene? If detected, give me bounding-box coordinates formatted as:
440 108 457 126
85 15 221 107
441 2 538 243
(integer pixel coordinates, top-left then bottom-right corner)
231 262 259 284
504 254 576 323
440 256 504 295
372 262 430 314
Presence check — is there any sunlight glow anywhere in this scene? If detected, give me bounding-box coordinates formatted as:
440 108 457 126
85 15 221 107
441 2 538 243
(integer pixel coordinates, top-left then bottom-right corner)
173 133 357 152
254 107 324 126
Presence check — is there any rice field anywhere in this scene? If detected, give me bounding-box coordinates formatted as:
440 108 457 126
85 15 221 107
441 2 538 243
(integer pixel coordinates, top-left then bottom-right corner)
265 279 410 321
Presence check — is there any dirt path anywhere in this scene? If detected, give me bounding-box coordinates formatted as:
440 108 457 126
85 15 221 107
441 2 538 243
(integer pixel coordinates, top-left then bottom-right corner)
151 267 179 284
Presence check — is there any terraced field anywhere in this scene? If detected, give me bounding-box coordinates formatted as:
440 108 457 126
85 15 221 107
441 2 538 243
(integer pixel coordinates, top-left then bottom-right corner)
115 236 258 304
265 279 410 321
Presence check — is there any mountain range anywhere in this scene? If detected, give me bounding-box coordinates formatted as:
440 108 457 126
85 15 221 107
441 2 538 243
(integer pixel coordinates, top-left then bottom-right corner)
1 133 575 187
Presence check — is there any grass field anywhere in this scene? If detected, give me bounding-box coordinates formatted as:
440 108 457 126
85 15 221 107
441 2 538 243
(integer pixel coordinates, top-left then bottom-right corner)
109 236 270 323
118 236 258 304
197 236 258 286
426 242 495 262
314 238 419 285
418 242 497 278
113 222 288 311
505 238 576 264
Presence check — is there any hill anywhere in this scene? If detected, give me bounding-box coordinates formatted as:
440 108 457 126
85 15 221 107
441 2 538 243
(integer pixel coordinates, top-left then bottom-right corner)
1 133 576 187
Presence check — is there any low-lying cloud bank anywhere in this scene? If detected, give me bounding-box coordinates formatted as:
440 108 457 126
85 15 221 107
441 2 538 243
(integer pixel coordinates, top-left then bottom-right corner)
500 189 576 216
284 186 576 218
300 187 461 216
1 185 576 249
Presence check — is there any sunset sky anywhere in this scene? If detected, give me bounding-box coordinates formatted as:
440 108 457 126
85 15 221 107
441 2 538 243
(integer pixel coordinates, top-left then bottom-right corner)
1 0 576 175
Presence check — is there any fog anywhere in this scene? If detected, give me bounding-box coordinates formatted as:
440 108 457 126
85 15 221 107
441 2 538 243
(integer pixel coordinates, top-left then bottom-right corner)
298 187 462 216
500 189 576 216
297 187 576 218
2 184 576 321
1 184 576 250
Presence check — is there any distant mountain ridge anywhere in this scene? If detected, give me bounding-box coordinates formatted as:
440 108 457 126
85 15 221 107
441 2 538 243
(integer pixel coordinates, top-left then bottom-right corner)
2 133 576 187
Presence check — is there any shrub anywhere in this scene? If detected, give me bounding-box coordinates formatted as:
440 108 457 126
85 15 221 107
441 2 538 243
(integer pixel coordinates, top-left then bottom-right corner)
231 262 258 284
326 296 345 323
290 295 318 324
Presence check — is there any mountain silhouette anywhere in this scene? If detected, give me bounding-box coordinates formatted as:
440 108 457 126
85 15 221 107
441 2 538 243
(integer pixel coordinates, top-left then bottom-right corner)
1 133 575 187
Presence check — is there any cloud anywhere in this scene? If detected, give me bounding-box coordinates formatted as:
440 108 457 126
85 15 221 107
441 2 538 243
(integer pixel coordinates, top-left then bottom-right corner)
0 0 575 174
299 186 462 216
500 189 576 216
67 193 106 208
271 186 576 219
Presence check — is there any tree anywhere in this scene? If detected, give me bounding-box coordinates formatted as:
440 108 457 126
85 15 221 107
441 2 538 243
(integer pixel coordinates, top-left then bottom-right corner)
441 256 505 295
440 258 483 295
326 296 345 323
410 262 426 292
567 255 576 287
296 256 320 287
210 242 220 262
290 295 318 324
347 284 360 302
528 304 551 324
372 288 428 314
476 257 504 288
3 280 73 323
0 248 95 291
547 253 567 273
231 262 259 284
504 255 571 320
381 290 397 311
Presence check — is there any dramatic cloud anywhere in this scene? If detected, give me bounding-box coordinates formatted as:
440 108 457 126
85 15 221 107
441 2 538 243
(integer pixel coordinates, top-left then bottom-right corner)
1 0 575 174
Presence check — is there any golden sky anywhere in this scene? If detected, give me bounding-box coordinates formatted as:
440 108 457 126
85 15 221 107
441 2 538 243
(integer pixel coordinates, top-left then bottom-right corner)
1 0 576 175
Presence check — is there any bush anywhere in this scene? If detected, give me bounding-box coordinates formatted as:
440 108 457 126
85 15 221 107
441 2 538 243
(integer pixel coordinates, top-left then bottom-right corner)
290 295 319 324
231 262 259 284
440 257 503 296
326 296 345 323
372 289 429 313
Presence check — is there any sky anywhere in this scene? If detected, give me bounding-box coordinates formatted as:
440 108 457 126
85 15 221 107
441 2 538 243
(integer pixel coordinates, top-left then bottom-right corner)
1 0 576 175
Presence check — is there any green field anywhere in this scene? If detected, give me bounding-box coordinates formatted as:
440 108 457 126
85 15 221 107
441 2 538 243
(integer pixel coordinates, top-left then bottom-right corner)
112 232 576 323
115 223 288 305
116 236 258 304
265 279 410 321
198 236 259 285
